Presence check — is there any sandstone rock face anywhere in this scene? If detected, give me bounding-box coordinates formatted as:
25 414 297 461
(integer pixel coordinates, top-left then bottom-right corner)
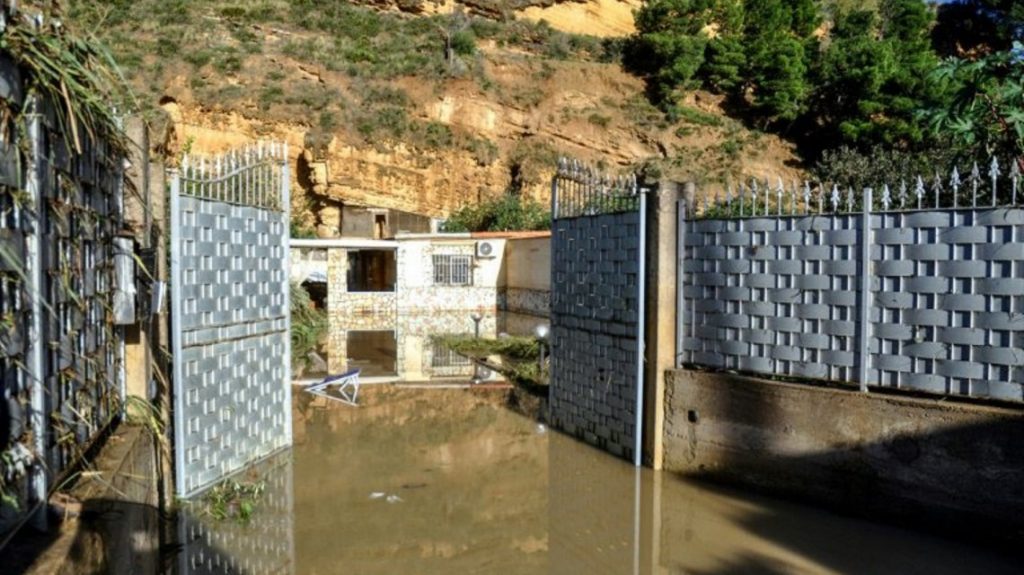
349 0 641 35
520 0 641 37
152 3 804 236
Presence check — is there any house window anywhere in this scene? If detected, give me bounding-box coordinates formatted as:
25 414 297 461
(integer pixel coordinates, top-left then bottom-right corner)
433 254 473 286
431 343 472 369
348 250 397 292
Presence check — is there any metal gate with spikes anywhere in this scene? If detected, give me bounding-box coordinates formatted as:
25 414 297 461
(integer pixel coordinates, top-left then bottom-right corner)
170 143 292 498
548 158 648 466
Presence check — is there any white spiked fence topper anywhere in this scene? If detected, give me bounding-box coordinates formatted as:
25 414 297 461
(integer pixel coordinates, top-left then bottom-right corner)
694 158 1021 219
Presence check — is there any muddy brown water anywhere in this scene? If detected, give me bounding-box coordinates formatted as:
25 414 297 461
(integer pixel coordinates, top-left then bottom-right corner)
177 386 1020 574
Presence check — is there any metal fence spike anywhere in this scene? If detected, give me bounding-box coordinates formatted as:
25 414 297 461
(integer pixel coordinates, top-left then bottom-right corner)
933 171 942 209
776 179 784 216
726 185 733 213
847 187 854 213
915 175 925 209
831 184 840 212
950 166 961 208
739 182 746 217
970 161 980 207
898 180 907 209
881 184 891 210
990 157 1001 207
1011 160 1020 205
802 181 811 215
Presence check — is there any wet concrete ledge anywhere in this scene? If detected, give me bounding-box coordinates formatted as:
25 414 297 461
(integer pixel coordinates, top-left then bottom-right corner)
664 370 1024 549
8 424 161 575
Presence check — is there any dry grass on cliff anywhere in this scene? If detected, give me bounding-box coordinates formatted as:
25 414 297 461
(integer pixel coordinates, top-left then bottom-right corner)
65 0 805 193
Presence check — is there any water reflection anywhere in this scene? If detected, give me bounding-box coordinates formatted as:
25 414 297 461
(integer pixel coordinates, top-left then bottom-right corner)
176 451 294 575
178 388 1020 574
327 311 548 382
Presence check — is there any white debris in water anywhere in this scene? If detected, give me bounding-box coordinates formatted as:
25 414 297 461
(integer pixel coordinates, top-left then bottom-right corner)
369 492 386 500
386 494 403 504
536 424 547 435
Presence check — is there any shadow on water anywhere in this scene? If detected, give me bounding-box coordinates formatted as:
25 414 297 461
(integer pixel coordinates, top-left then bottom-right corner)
548 427 1023 575
670 417 1024 574
18 387 1009 574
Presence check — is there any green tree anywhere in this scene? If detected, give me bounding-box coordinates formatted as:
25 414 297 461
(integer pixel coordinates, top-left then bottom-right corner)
927 43 1024 167
700 0 746 92
631 0 717 101
812 0 943 148
934 1 1023 55
739 0 819 124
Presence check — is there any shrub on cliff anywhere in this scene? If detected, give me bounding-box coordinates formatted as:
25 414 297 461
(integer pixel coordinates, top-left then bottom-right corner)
443 193 550 232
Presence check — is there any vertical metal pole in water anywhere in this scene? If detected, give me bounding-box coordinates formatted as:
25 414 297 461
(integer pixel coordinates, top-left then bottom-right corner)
634 189 648 467
169 167 185 496
280 145 294 445
675 192 687 368
24 102 48 529
857 188 873 392
549 174 559 394
632 467 642 575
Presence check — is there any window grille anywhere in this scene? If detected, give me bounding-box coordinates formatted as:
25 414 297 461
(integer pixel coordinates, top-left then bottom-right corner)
433 254 473 286
431 343 472 369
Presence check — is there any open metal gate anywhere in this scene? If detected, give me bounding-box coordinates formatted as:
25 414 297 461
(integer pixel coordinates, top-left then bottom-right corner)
548 159 647 465
1 90 126 533
170 144 292 498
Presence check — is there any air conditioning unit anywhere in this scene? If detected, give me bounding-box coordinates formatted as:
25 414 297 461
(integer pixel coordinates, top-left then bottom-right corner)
475 240 497 259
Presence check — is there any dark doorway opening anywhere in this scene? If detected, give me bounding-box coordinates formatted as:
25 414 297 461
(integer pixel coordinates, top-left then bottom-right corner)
347 250 396 292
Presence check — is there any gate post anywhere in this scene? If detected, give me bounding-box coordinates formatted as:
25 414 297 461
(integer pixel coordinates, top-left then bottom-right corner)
857 187 874 392
643 181 683 469
279 146 293 444
168 164 184 496
24 100 48 529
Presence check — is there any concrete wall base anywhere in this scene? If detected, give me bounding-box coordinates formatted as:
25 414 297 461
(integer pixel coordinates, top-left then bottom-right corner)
664 370 1024 548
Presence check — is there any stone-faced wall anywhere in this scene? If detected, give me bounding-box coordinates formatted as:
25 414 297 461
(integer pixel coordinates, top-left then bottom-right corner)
325 237 506 379
549 212 642 461
326 248 398 373
396 238 505 314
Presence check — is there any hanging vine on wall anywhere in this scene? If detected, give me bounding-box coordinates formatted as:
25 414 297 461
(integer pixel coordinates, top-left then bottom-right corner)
0 1 131 155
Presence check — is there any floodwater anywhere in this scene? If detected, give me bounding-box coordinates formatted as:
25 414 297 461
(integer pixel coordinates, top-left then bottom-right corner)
177 386 1021 575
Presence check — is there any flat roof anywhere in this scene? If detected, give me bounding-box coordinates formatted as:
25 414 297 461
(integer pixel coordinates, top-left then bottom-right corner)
472 231 551 240
393 232 472 240
290 238 398 248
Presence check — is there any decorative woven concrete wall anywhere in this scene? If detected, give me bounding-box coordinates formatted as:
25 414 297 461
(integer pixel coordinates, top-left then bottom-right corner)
681 180 1024 403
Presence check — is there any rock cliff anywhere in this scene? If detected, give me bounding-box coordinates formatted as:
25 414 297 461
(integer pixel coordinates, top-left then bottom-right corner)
80 0 803 235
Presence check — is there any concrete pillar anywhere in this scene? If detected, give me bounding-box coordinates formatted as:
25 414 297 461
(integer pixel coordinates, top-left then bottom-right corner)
642 181 683 469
